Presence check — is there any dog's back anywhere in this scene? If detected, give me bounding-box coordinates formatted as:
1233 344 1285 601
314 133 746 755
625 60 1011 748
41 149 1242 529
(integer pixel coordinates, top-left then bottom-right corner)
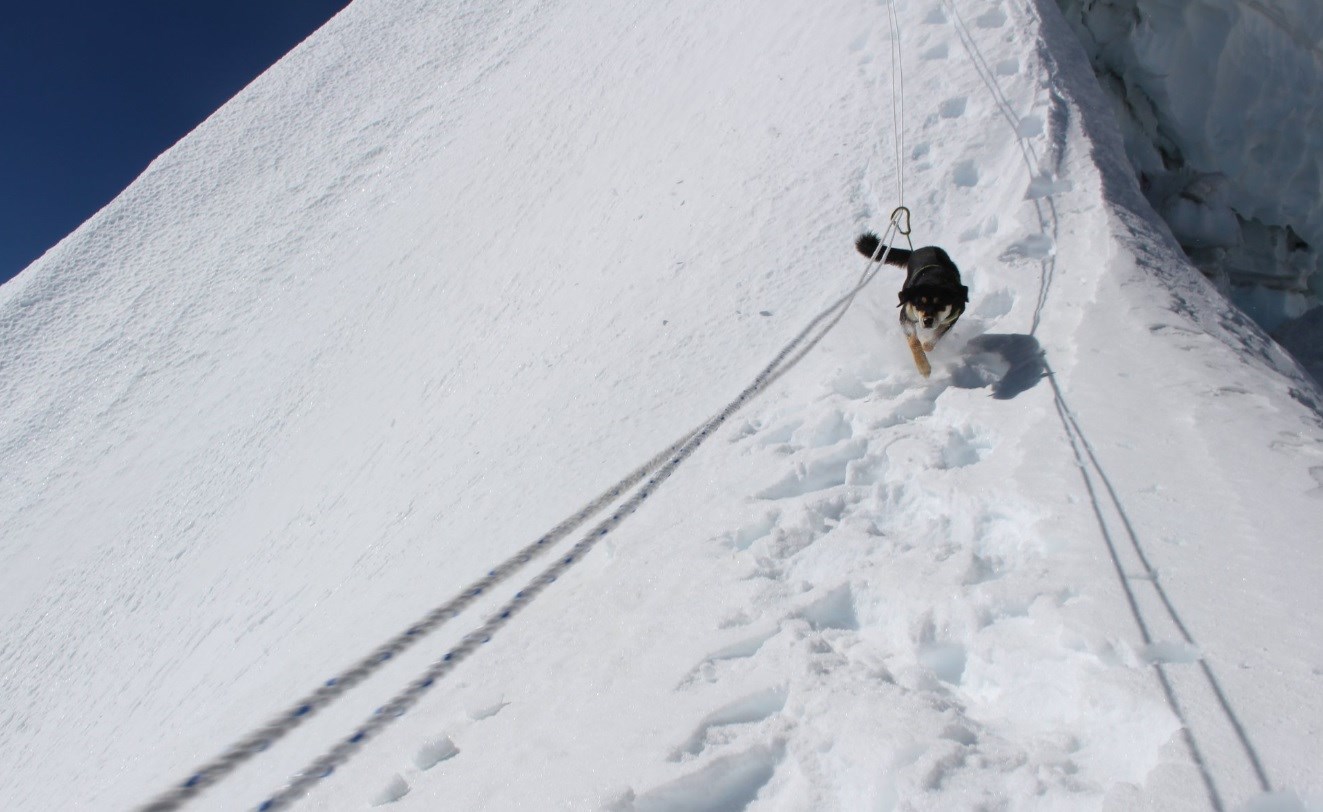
855 234 958 283
902 246 961 289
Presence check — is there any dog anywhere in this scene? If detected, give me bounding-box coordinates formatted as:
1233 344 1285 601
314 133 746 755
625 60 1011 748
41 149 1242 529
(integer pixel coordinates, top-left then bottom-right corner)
855 232 969 377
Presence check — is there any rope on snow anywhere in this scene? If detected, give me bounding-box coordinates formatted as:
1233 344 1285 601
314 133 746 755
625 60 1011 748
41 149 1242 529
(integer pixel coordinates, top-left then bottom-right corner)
136 429 698 812
250 213 905 812
886 0 908 210
140 212 907 812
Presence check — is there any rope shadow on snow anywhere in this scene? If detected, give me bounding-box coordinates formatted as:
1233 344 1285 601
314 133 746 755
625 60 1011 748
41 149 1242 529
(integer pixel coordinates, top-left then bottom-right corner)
949 333 1046 399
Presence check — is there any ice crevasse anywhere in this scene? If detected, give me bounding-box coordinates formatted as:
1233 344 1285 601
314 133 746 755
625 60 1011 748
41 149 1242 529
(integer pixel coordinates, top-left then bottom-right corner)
1057 0 1323 346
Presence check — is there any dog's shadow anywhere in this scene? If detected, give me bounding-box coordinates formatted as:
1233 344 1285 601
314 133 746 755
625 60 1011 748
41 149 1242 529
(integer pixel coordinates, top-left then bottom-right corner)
949 333 1047 399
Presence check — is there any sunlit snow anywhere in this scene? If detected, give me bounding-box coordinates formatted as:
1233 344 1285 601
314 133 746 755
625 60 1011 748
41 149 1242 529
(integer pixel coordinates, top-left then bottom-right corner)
2 1 1321 810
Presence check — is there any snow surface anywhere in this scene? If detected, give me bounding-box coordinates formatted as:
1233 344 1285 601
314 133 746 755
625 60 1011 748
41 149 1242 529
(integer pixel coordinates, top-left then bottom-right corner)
2 0 1322 810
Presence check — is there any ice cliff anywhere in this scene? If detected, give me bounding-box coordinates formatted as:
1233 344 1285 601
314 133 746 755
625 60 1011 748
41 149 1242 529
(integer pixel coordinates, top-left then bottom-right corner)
1057 0 1323 373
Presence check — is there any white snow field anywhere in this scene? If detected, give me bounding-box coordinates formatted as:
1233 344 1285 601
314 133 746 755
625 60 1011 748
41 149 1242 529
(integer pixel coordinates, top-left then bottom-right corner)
2 0 1321 810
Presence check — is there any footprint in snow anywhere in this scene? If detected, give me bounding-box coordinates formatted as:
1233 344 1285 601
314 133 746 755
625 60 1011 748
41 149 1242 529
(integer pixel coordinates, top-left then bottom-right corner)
728 493 861 573
676 626 780 690
939 97 967 118
754 439 869 501
793 408 854 447
1017 114 1045 138
370 774 410 806
1000 233 1054 260
952 160 980 188
465 695 508 721
917 641 968 685
751 417 802 449
414 735 459 770
668 687 788 760
959 215 999 242
621 743 785 812
381 732 462 806
873 390 941 429
972 288 1015 320
869 377 913 400
961 552 1005 586
913 738 974 792
798 584 859 632
826 370 872 400
938 425 991 470
719 510 780 552
1025 173 1072 200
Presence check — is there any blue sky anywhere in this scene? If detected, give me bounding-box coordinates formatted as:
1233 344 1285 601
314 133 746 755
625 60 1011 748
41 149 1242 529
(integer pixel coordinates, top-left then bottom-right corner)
1 0 352 286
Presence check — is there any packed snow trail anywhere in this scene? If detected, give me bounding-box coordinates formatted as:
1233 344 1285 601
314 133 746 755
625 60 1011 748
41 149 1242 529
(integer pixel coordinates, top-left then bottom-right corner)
946 1 1280 807
2 1 1321 811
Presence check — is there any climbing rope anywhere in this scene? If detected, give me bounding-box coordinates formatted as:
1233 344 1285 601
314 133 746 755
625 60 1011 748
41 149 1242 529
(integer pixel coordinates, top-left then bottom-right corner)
250 214 905 811
140 213 906 812
886 0 907 209
137 428 696 812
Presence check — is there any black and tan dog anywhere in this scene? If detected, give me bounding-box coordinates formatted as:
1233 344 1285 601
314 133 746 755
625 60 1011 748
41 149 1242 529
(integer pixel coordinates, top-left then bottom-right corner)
856 232 969 377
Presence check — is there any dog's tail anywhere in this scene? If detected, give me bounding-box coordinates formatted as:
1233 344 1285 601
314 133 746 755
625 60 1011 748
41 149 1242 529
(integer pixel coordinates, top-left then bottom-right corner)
855 232 910 266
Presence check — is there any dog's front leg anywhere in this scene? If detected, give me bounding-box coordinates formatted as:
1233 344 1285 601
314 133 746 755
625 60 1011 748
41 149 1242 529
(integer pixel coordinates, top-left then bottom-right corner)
901 322 932 377
907 334 932 377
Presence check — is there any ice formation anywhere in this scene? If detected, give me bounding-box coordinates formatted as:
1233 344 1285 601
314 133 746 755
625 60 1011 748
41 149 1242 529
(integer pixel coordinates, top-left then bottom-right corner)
1056 0 1323 341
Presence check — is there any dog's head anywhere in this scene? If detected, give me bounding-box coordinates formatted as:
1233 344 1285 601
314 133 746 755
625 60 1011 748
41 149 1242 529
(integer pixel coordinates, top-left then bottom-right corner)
899 284 967 329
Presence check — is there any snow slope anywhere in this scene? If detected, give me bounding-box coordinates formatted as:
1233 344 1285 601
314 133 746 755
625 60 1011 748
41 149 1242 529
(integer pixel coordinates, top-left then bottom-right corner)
2 0 1321 810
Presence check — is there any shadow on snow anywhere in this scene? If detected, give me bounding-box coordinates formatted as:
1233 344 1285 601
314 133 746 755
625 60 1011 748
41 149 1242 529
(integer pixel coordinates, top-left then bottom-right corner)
950 333 1047 399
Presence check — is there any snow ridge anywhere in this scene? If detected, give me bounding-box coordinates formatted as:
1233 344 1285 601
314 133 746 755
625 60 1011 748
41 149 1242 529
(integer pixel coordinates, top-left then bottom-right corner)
962 6 1247 802
1048 370 1271 810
